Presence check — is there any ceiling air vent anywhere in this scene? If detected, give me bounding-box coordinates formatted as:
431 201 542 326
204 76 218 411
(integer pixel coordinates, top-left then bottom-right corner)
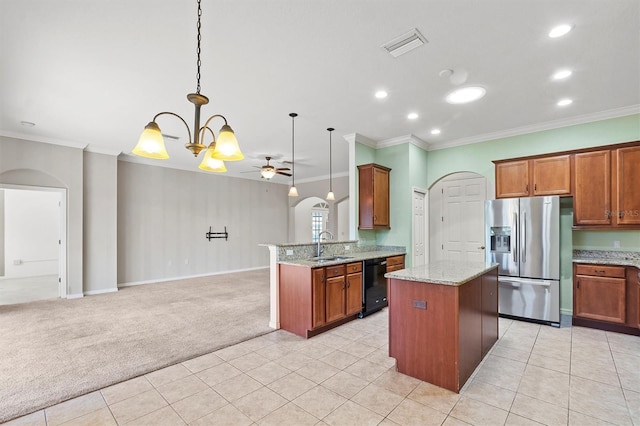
382 28 427 58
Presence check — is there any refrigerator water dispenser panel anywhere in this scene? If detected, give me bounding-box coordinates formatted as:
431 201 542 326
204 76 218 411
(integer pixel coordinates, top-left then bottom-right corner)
489 227 511 253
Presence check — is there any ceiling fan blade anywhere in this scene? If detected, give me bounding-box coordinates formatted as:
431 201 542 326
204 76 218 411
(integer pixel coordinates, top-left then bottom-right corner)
276 167 290 171
276 171 292 177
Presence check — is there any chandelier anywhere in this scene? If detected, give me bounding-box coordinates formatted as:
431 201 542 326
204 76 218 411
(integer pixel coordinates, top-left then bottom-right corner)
131 0 243 172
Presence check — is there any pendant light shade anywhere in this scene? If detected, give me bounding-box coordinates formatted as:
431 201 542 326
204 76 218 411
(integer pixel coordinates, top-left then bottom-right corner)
288 113 299 197
198 143 228 172
210 124 243 161
132 122 169 159
326 127 335 201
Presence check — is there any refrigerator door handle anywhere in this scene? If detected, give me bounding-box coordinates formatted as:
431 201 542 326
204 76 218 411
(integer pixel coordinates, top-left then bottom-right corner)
499 277 552 287
522 211 526 263
512 212 518 263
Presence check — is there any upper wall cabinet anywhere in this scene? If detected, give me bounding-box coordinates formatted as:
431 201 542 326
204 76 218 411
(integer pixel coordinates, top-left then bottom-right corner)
495 154 571 199
614 146 640 226
358 163 391 230
574 150 611 226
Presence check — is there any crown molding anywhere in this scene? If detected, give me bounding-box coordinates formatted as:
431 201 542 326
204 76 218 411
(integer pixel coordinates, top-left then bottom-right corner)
378 134 429 150
343 132 377 148
84 145 122 156
428 105 640 151
0 130 87 150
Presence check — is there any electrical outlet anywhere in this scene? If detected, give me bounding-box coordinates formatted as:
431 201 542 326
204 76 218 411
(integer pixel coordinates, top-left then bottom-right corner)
613 240 620 248
344 245 351 250
286 249 293 255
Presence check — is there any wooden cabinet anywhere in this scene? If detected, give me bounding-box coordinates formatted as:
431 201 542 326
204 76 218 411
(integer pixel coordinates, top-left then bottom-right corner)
495 155 571 199
325 265 346 323
613 146 640 226
481 268 499 357
386 255 405 273
574 150 611 226
279 261 363 338
345 262 363 316
388 267 498 393
574 264 626 324
358 163 391 229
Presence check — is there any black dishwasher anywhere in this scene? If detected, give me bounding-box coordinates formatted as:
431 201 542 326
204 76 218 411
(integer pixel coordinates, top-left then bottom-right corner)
359 258 387 317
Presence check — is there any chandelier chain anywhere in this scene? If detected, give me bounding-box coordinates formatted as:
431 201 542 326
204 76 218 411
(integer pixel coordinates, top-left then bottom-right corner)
196 0 202 94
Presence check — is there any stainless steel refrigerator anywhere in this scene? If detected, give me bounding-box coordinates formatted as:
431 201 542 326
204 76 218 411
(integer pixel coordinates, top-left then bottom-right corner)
485 196 560 325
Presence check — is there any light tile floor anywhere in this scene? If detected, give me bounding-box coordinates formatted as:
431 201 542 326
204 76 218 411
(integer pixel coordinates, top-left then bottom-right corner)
4 310 640 426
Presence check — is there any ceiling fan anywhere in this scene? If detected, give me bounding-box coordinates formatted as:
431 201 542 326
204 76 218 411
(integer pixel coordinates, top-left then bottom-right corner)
251 156 291 179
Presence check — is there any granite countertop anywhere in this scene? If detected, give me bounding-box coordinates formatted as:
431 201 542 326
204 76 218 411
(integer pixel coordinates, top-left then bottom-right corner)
278 250 405 267
573 250 640 268
385 260 498 286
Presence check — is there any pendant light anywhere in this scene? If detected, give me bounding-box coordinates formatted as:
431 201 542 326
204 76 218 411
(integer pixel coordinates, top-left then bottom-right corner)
288 113 299 197
326 127 335 201
131 0 243 172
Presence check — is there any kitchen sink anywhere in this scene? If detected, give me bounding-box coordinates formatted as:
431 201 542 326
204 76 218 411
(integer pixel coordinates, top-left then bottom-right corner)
310 256 354 263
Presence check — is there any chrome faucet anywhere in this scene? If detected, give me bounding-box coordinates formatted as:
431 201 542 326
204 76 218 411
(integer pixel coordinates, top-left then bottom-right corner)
317 230 334 257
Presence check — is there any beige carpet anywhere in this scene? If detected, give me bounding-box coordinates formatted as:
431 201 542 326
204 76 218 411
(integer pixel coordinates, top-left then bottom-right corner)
0 269 272 423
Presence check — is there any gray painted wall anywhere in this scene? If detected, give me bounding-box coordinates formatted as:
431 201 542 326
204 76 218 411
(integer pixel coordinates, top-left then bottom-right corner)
117 161 289 284
0 190 4 276
83 152 118 294
0 136 84 296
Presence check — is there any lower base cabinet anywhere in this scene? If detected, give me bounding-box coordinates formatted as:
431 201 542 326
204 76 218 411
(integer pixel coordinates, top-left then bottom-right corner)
280 262 363 338
573 263 640 336
388 267 498 393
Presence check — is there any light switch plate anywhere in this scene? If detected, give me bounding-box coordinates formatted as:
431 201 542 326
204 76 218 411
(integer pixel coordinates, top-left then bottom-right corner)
286 249 293 255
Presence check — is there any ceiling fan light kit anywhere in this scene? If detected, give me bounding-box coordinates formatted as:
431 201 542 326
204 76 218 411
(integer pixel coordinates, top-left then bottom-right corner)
131 0 243 172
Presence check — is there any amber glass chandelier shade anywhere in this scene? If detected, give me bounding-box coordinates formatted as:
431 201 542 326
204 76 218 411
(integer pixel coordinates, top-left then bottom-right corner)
211 124 244 161
198 144 228 172
132 122 169 159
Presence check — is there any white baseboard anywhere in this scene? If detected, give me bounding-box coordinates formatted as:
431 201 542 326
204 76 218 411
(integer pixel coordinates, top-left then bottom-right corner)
66 293 84 299
117 266 269 288
84 288 118 296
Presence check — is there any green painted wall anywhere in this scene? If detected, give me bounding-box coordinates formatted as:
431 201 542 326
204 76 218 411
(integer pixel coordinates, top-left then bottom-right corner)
353 113 640 315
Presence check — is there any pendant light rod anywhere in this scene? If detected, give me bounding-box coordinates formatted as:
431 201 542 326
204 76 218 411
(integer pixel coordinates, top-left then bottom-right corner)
131 0 244 171
288 113 299 197
326 127 335 201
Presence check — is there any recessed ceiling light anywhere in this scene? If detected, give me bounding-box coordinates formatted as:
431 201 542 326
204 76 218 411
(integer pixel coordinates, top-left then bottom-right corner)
553 69 572 80
445 86 486 104
557 99 573 106
407 112 419 120
375 90 388 99
20 121 36 127
549 24 573 38
430 128 441 135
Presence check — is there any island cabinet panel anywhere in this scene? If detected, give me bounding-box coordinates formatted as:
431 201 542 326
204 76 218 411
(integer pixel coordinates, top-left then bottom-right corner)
279 264 314 337
388 267 498 393
481 268 499 357
388 279 459 391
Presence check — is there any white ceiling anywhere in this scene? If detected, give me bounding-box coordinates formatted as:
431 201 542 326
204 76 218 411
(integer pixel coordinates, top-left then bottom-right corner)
1 0 639 183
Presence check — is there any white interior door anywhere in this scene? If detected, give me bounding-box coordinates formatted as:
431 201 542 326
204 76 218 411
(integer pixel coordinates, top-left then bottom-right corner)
442 177 486 262
412 189 427 266
429 173 487 263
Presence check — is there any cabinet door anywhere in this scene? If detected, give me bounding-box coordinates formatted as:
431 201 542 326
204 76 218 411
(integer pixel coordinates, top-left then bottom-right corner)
614 146 640 226
346 272 363 315
496 160 529 198
325 275 346 323
373 167 390 227
532 155 571 196
573 150 611 226
312 268 326 328
575 275 626 323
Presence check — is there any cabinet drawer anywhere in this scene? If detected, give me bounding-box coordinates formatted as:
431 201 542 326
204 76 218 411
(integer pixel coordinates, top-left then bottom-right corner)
575 264 626 278
326 265 346 278
387 255 405 267
346 262 362 274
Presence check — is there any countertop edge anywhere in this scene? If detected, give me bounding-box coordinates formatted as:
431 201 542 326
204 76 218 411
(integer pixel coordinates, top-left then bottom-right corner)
573 258 640 268
278 251 406 267
385 263 498 286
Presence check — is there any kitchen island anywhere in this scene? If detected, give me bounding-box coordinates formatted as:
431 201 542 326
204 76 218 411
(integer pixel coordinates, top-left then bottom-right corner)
385 261 498 393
